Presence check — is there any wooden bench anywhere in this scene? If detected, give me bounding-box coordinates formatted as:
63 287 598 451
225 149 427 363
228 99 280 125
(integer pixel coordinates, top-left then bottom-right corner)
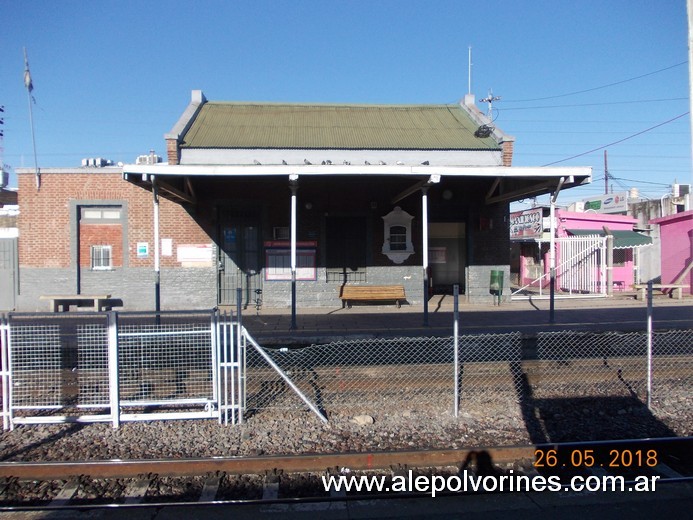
40 294 114 312
339 285 406 308
633 284 687 301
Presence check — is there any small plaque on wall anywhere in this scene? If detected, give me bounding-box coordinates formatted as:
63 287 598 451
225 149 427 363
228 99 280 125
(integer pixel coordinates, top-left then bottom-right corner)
137 242 149 258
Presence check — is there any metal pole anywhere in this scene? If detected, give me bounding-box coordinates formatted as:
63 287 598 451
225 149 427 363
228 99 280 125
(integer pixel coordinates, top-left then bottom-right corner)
236 287 243 424
453 284 459 418
422 186 430 327
549 197 556 323
23 48 40 190
605 233 614 296
1 315 10 431
152 176 161 313
688 0 693 177
646 280 653 410
244 330 328 423
549 177 565 324
290 179 298 330
107 311 120 428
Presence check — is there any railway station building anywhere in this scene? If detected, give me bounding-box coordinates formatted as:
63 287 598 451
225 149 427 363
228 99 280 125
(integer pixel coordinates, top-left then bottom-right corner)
13 90 591 312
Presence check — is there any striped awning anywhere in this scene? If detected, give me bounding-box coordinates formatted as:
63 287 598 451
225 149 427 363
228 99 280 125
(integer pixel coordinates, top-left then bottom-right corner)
567 229 652 249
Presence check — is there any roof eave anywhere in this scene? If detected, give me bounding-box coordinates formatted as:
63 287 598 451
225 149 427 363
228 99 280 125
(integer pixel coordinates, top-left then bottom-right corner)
165 90 207 141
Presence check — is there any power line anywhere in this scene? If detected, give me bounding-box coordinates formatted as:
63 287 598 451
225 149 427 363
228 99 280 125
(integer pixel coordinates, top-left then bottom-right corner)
504 61 687 103
503 97 688 111
542 112 690 166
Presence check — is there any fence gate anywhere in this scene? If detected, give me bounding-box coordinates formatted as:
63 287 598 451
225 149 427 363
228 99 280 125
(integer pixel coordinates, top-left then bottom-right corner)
556 235 606 295
0 238 18 311
513 235 606 298
0 310 245 429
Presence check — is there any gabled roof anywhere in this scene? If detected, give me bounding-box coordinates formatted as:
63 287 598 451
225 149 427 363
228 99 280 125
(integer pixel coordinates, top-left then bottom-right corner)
178 101 501 151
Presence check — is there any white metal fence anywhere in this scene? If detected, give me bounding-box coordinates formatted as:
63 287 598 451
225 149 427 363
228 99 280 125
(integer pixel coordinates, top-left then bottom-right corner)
0 311 244 429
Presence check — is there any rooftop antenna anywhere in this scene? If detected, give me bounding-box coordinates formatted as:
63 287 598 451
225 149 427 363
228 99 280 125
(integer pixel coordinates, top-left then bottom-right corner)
474 88 501 138
479 89 501 121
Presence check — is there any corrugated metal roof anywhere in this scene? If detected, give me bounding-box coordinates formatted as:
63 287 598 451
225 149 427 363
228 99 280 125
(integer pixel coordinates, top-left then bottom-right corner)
180 102 500 151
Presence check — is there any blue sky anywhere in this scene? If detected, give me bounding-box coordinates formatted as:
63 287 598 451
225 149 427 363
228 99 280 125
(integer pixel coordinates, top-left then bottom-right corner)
1 0 690 207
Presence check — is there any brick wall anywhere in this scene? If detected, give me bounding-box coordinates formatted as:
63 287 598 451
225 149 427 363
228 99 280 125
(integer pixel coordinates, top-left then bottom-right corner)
16 169 216 310
167 139 179 165
502 140 514 167
79 223 123 268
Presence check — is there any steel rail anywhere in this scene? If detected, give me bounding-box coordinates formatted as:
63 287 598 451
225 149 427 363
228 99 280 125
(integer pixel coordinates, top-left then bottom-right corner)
0 437 689 481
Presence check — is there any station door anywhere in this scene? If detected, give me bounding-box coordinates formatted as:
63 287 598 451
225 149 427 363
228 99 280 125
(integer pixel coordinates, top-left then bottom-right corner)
217 210 262 308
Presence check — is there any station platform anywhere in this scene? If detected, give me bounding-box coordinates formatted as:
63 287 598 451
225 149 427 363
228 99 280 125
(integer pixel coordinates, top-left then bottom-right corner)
241 293 693 345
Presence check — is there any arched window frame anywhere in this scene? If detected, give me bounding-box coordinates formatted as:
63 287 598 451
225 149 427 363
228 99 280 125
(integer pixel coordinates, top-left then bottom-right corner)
382 206 414 264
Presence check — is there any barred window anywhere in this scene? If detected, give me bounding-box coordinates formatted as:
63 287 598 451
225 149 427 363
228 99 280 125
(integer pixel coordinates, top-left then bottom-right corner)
91 245 113 270
389 225 407 251
613 249 627 267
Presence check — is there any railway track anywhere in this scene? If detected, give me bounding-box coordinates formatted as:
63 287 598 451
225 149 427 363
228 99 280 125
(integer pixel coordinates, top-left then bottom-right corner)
1 437 690 510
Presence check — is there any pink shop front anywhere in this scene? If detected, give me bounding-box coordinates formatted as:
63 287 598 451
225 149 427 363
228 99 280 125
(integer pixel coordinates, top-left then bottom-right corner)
510 208 652 295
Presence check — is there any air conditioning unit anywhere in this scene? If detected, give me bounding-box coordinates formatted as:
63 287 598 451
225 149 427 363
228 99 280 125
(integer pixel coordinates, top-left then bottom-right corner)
673 184 690 197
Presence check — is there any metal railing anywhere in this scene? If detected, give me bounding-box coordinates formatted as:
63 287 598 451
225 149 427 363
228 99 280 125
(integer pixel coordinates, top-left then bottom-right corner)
0 310 244 429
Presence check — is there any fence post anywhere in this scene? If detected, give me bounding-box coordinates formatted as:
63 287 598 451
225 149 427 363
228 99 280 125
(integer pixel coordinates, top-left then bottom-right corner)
453 284 459 418
236 287 244 424
646 280 653 410
1 314 9 430
107 311 120 428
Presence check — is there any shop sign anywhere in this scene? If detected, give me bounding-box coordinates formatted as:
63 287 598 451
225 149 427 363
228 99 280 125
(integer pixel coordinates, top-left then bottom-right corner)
509 208 543 239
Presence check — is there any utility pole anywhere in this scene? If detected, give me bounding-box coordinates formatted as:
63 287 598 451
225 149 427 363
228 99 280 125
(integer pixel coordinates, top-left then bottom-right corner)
604 150 609 195
688 0 693 177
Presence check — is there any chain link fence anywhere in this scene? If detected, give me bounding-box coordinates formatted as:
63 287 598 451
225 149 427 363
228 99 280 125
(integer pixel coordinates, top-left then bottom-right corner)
246 329 692 418
2 310 691 429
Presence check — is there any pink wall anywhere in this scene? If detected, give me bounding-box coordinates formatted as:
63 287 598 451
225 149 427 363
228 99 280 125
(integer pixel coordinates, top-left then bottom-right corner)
651 210 693 294
555 211 637 234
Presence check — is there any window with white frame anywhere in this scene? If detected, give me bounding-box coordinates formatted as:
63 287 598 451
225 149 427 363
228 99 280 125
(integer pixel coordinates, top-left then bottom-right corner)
91 245 113 270
382 206 414 264
81 207 122 221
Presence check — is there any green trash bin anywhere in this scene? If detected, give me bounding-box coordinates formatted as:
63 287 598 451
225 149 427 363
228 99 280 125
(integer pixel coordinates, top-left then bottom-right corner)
490 270 503 305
